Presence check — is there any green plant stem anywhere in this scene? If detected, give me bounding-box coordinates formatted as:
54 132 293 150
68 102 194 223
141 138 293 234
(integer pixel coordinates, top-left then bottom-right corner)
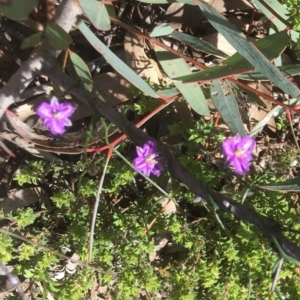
88 150 111 263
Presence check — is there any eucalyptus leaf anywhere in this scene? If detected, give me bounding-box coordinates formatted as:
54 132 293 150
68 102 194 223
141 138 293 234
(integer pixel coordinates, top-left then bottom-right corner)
171 30 228 58
237 65 300 81
157 88 179 98
0 0 37 20
197 1 300 99
21 33 41 49
155 46 209 116
252 0 299 42
76 18 158 98
176 31 289 82
250 98 300 136
150 24 174 37
211 80 247 136
79 0 114 31
45 22 73 50
69 51 93 92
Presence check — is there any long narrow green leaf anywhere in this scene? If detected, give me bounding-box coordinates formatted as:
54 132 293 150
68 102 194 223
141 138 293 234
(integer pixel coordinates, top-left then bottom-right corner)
21 33 41 49
176 31 289 82
150 24 228 58
237 64 300 81
150 24 174 37
76 18 158 98
79 0 114 31
69 51 93 92
155 46 209 116
45 22 73 50
197 1 300 99
171 30 228 58
258 177 300 192
211 80 247 136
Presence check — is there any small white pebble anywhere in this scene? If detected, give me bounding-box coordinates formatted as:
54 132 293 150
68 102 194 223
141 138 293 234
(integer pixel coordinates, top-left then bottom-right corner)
223 201 230 208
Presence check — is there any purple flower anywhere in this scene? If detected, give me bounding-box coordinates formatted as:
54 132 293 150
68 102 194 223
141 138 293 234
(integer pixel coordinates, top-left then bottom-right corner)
36 97 75 135
222 134 256 175
133 141 163 177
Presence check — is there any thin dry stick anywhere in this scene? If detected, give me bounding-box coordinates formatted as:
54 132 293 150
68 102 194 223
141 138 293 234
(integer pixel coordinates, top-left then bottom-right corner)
88 149 112 263
144 199 172 233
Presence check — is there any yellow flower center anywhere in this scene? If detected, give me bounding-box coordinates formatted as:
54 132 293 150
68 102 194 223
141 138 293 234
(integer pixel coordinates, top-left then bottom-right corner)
146 154 157 165
235 149 244 157
53 112 61 119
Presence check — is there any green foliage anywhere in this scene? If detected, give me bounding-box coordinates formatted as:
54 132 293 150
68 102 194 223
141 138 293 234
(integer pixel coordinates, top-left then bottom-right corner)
14 160 48 186
131 79 168 115
51 189 76 208
281 0 300 57
276 115 289 131
0 233 14 263
2 1 300 299
3 115 300 299
78 177 98 197
13 208 39 228
282 0 300 30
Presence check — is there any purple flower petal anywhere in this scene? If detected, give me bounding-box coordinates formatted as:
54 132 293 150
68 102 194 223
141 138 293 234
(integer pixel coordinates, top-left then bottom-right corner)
50 96 60 108
221 134 256 175
231 157 249 175
36 103 54 119
133 141 163 177
222 139 236 157
44 119 66 135
136 146 146 157
58 103 76 118
143 141 156 156
238 136 256 154
151 166 162 176
36 97 75 135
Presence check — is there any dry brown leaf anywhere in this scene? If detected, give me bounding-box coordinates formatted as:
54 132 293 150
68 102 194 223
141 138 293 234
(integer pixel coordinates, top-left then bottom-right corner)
124 32 161 84
93 72 133 106
160 199 177 214
149 232 171 263
206 0 252 13
0 187 47 213
246 82 276 132
201 32 237 56
164 3 205 29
